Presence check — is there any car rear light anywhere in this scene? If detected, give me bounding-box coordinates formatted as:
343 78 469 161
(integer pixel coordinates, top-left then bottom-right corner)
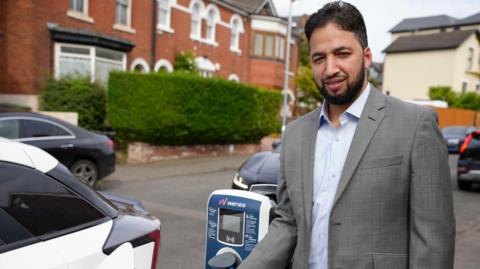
149 229 161 269
459 134 473 155
105 139 114 150
457 165 471 173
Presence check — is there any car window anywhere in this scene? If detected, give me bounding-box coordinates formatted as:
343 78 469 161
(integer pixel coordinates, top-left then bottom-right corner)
442 127 467 136
20 119 71 138
463 134 480 158
0 162 105 242
0 119 20 139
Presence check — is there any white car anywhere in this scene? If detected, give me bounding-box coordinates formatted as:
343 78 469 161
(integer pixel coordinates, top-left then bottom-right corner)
0 138 161 269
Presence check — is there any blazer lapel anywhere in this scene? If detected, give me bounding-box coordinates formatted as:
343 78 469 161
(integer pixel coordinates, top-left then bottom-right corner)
302 108 321 230
333 88 386 206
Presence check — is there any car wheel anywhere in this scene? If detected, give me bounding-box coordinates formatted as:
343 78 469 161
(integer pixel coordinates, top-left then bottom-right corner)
70 159 98 187
457 180 472 190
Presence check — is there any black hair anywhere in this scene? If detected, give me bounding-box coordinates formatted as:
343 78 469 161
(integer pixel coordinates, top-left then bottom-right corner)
305 1 368 48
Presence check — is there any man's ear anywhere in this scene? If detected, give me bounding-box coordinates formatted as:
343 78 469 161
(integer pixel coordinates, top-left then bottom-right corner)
363 47 373 68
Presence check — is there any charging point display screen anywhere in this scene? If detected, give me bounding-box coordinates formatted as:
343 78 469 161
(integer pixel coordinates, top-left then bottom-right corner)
218 208 244 246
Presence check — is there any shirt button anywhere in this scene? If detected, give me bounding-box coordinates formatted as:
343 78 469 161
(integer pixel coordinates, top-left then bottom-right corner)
335 138 339 142
331 174 336 178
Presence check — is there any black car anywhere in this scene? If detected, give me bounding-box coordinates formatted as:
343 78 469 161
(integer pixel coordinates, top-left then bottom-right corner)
441 126 478 153
457 131 480 190
0 112 115 186
232 143 280 190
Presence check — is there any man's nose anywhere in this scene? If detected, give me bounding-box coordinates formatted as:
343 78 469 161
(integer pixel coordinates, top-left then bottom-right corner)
325 57 340 76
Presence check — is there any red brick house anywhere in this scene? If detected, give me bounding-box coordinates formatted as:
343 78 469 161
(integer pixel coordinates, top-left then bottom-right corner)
0 0 299 112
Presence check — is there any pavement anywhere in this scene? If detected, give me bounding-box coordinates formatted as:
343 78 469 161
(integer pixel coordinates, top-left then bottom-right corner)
103 154 251 183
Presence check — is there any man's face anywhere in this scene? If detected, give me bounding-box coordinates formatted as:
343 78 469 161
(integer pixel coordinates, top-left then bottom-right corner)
309 22 372 105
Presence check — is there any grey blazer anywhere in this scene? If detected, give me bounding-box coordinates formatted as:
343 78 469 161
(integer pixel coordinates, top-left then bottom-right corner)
239 88 455 269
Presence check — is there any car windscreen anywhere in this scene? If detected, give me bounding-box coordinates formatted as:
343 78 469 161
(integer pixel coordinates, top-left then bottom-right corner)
442 127 467 136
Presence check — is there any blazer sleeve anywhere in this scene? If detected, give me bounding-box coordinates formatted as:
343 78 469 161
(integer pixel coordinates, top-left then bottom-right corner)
409 108 456 268
239 131 298 269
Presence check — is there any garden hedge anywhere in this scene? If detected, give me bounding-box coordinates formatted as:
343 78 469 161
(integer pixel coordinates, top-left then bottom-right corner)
107 72 281 145
40 77 107 130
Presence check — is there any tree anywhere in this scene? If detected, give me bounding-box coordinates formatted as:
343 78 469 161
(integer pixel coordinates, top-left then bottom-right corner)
295 65 323 108
295 33 323 112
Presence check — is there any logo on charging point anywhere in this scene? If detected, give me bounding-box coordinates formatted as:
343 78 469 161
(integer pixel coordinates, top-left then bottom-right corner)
219 198 228 206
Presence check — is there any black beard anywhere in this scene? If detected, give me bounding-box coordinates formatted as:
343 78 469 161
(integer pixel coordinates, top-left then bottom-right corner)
316 65 365 105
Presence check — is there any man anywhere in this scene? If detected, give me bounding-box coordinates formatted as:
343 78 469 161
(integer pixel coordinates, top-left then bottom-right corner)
239 1 455 269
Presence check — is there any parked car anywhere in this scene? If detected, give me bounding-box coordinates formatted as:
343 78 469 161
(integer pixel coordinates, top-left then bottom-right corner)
441 125 478 153
0 138 160 269
457 131 480 190
0 112 115 186
232 142 281 191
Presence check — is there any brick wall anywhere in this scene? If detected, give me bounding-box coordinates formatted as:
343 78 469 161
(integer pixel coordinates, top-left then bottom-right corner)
0 0 299 103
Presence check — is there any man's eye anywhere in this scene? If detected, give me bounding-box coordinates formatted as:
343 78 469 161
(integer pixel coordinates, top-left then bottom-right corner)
337 52 350 58
312 57 325 63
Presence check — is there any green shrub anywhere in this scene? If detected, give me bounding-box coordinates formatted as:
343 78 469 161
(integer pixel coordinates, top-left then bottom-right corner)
429 86 457 106
429 85 480 110
174 51 197 73
107 72 281 145
40 77 107 130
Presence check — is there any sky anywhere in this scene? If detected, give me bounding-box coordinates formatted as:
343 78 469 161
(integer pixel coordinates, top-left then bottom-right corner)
272 0 480 62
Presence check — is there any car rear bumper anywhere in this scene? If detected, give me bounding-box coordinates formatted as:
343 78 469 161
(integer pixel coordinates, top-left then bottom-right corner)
98 152 116 179
458 170 480 182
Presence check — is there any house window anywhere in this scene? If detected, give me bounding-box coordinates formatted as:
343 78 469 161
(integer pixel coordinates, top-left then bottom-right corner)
158 0 170 29
252 32 286 60
55 43 125 85
206 9 215 41
69 0 86 13
231 20 239 49
476 83 480 92
230 17 244 52
190 3 201 38
462 82 468 93
275 36 285 60
228 74 240 82
130 58 150 73
467 47 474 70
115 0 131 26
253 33 264 56
264 35 274 57
154 59 173 72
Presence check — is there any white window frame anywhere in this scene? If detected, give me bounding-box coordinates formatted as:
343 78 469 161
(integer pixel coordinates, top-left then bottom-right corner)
67 0 94 23
228 74 240 82
154 59 174 72
229 15 244 54
204 4 219 44
54 43 126 84
195 56 216 78
113 0 135 34
157 0 175 34
130 58 150 73
189 0 204 39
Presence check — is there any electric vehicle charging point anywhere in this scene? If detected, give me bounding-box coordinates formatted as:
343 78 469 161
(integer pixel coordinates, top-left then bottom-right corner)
205 189 274 269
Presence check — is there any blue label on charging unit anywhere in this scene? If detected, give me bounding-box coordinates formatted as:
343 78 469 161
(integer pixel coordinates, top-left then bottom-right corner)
205 193 263 269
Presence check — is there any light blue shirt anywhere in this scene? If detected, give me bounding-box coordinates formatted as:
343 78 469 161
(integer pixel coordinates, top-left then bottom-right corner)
308 84 371 269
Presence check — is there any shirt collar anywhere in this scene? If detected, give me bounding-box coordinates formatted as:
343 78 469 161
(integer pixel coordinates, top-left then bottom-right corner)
319 83 371 127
